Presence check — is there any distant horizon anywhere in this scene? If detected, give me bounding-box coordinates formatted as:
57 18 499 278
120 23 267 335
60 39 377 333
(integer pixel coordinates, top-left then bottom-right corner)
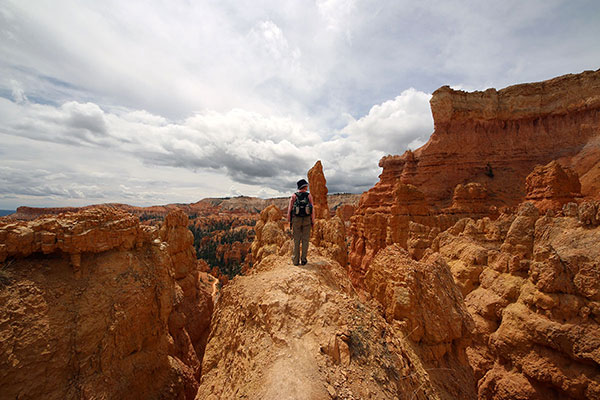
2 1 599 209
3 191 363 211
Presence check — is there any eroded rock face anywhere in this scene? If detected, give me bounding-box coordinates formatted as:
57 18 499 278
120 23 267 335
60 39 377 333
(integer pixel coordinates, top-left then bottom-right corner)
447 182 491 215
0 207 146 266
365 245 474 364
349 69 600 286
348 180 460 284
525 160 582 212
0 208 212 399
434 202 600 399
160 210 214 378
384 69 600 208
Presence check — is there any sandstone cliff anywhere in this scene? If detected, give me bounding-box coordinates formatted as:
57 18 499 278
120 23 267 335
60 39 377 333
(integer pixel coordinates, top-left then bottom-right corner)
423 68 600 206
0 208 213 399
349 69 600 281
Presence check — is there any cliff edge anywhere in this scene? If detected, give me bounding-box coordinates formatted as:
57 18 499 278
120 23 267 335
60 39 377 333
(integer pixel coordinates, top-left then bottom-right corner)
0 208 213 399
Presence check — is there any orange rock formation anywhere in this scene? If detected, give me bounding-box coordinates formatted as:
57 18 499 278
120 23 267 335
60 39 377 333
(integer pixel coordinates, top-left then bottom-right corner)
424 69 599 206
348 180 459 283
349 69 600 283
307 160 330 219
306 160 348 267
0 208 212 399
447 182 492 215
250 205 289 265
197 206 477 399
432 202 600 399
525 160 582 212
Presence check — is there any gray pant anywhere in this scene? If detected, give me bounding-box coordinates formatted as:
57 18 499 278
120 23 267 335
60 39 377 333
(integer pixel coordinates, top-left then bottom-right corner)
292 216 311 264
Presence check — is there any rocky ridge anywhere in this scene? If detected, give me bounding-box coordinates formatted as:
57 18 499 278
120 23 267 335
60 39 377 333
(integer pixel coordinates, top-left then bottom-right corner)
197 198 477 399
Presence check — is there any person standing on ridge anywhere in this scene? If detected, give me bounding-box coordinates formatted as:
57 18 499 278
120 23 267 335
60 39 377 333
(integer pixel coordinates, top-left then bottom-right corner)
287 179 315 265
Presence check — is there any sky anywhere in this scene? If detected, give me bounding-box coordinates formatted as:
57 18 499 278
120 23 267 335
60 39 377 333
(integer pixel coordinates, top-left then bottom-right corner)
1 0 599 209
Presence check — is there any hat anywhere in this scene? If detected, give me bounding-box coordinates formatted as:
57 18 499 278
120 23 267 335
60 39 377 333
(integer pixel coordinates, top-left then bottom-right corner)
296 179 308 190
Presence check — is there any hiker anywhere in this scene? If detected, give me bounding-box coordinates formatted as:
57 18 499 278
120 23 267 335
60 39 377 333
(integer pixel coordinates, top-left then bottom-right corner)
287 179 315 265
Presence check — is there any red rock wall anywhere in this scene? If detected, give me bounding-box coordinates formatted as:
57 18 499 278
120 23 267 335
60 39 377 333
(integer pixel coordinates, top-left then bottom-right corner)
0 208 212 399
349 69 600 283
389 69 600 207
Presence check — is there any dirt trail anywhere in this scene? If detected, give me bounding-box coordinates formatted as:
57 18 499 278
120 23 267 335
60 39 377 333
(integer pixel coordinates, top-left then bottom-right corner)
195 251 461 400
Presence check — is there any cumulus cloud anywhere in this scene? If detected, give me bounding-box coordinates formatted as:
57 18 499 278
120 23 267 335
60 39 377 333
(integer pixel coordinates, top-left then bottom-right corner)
0 85 433 202
341 88 432 152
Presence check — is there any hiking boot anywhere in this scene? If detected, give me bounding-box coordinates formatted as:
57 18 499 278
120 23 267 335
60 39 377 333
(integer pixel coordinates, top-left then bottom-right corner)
301 259 307 265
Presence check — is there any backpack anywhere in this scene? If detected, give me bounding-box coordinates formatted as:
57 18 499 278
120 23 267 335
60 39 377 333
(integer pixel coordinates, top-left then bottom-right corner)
293 192 312 217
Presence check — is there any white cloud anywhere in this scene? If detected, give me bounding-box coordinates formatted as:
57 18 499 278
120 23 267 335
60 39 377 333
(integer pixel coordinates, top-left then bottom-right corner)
341 88 432 153
0 86 434 204
1 0 598 207
10 79 27 104
316 0 357 38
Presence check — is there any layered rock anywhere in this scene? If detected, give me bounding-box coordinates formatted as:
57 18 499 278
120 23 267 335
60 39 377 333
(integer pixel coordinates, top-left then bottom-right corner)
0 207 146 267
0 208 212 399
525 160 582 211
419 69 600 206
349 69 600 283
432 202 600 399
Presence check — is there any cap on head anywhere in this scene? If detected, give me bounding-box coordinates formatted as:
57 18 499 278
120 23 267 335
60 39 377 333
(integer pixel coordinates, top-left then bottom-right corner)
296 179 308 190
